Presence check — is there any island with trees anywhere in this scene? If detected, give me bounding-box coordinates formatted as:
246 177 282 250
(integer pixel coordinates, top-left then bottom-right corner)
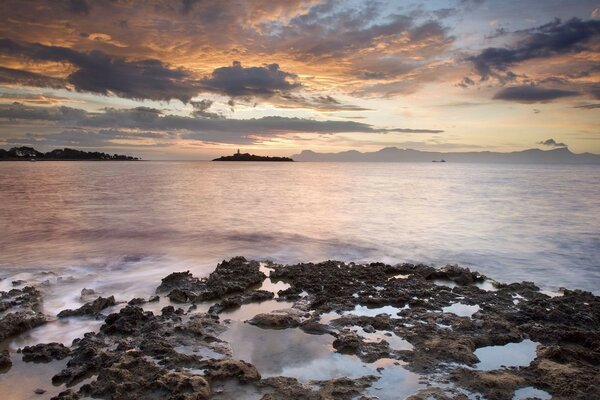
0 146 140 161
213 149 293 162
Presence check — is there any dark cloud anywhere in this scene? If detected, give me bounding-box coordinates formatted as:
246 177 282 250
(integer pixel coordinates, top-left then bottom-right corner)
276 94 372 111
574 103 600 109
190 99 223 119
493 85 579 103
470 18 600 81
67 0 91 16
200 61 301 97
0 39 200 102
538 138 568 148
0 103 443 146
0 40 305 103
0 67 66 90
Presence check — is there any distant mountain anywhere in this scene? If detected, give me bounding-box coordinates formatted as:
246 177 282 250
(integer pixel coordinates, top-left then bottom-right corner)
213 151 293 162
292 147 600 164
0 146 140 161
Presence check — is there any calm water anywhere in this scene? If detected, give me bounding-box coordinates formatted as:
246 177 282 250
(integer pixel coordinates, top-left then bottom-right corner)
0 161 599 294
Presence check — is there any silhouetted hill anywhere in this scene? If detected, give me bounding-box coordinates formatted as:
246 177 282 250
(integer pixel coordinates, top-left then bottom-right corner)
213 152 293 162
0 146 139 160
292 147 600 164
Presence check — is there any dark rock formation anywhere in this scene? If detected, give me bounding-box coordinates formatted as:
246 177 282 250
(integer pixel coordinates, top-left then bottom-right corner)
20 342 71 362
57 296 116 318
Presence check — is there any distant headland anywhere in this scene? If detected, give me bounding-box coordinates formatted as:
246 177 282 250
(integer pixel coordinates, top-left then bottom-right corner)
0 146 140 161
213 149 294 162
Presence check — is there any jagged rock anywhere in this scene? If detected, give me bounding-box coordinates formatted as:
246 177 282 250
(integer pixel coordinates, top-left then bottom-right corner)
58 296 116 318
21 342 71 362
208 290 274 314
0 349 11 371
247 312 301 329
0 310 46 342
204 359 261 383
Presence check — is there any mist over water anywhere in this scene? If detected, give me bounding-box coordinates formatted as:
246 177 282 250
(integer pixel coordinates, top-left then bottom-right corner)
1 161 599 294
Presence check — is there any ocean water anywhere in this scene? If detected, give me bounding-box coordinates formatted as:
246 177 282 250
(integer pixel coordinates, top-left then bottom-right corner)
0 161 599 295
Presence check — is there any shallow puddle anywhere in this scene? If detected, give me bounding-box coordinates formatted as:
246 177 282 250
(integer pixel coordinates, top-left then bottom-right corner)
0 357 70 400
432 279 457 288
474 339 539 370
442 303 480 318
220 321 423 396
352 327 413 351
512 386 551 400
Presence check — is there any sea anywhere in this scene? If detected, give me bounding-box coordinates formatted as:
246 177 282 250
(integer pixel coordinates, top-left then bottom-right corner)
1 161 599 295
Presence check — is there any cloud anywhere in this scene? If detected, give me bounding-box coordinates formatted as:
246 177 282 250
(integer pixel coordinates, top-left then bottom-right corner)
0 39 201 102
190 99 223 119
574 103 600 109
0 103 443 146
493 85 579 103
0 67 67 90
200 61 301 97
469 18 600 81
0 40 307 104
537 138 567 148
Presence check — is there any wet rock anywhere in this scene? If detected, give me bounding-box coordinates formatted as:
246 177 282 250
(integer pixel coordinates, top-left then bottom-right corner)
33 388 46 394
57 296 116 318
148 295 160 302
80 288 96 297
199 256 267 300
21 342 71 362
451 369 526 400
156 270 204 293
168 288 196 303
247 312 301 329
50 390 80 400
427 264 485 286
204 359 261 383
159 372 210 399
128 297 146 305
299 319 333 335
0 349 11 371
0 310 46 342
208 290 274 314
12 279 26 286
101 305 154 335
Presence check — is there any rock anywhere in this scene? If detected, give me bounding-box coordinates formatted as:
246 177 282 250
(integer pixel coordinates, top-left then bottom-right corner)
101 305 154 335
247 312 301 329
80 288 96 297
34 388 46 395
50 390 80 400
158 372 210 399
204 359 261 383
168 288 195 303
208 290 274 314
0 310 46 342
156 270 205 293
148 295 160 302
128 297 146 305
58 296 116 318
0 349 11 371
21 342 71 363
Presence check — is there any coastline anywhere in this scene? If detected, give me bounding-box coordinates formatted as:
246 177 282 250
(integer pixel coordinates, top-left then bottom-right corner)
1 257 598 399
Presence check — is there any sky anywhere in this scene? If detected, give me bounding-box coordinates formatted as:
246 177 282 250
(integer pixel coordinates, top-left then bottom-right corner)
0 0 599 160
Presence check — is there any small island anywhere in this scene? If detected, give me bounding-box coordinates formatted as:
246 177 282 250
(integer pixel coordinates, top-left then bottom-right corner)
0 146 140 161
213 149 294 162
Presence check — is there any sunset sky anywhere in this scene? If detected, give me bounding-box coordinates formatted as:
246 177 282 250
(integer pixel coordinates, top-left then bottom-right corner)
0 0 599 159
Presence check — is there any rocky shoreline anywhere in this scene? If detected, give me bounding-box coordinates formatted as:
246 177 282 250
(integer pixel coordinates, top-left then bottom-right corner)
1 257 598 399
